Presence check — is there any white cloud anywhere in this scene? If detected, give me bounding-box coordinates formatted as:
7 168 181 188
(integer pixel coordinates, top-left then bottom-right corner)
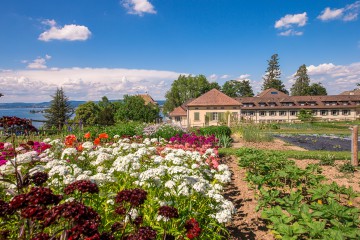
26 55 52 69
279 29 303 36
275 12 308 29
318 1 360 22
0 67 184 102
287 62 360 94
122 0 156 16
209 74 218 81
237 74 251 80
39 19 91 41
220 74 230 79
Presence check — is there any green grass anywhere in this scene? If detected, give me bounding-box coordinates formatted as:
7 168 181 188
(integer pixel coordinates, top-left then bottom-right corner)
219 147 355 161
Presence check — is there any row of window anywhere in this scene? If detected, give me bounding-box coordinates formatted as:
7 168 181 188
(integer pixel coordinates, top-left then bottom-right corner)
242 110 351 116
242 102 358 107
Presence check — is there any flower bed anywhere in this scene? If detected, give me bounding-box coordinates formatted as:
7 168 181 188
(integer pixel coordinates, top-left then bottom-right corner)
0 133 234 239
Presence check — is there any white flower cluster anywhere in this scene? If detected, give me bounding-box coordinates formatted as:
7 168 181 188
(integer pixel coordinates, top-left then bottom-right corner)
0 136 234 224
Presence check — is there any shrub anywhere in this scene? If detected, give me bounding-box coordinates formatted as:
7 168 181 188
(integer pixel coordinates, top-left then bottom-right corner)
143 123 186 139
193 126 231 137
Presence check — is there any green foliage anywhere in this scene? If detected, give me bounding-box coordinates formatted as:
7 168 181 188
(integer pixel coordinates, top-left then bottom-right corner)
74 101 100 125
97 96 116 125
44 87 74 130
163 74 220 113
240 125 273 142
291 64 310 96
297 109 314 122
144 123 185 139
319 154 336 166
217 134 233 148
237 147 360 240
84 121 145 138
221 79 254 97
339 162 356 173
262 54 288 94
194 126 232 137
115 95 160 123
308 82 327 96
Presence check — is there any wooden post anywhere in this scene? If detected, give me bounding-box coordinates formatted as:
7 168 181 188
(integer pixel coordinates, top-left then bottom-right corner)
351 125 358 166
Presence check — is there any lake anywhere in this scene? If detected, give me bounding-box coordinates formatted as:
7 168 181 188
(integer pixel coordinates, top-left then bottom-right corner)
0 108 46 129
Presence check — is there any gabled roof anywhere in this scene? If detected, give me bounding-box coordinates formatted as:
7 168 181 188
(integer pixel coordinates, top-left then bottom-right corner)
138 94 157 105
187 89 241 106
257 88 289 98
169 106 187 116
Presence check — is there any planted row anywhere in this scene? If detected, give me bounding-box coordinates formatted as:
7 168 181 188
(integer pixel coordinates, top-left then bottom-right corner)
237 148 360 239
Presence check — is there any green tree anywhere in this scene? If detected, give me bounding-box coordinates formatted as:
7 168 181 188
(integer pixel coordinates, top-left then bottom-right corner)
44 88 74 130
115 95 160 123
97 96 116 125
74 101 100 126
291 64 311 96
308 82 327 96
222 79 254 97
297 109 314 122
163 74 217 113
262 54 288 94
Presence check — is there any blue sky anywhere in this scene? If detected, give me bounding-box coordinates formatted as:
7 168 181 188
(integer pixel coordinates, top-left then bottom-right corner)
0 0 360 102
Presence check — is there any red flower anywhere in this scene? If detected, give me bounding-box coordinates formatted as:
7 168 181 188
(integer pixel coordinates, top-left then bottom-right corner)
65 135 77 147
98 133 108 139
84 132 91 139
185 218 201 239
94 138 100 145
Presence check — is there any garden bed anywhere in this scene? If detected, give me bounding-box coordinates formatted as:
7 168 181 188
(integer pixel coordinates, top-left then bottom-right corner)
274 134 358 151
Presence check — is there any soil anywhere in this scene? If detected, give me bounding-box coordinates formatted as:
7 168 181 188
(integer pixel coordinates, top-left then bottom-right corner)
224 135 360 239
231 133 307 151
223 156 274 240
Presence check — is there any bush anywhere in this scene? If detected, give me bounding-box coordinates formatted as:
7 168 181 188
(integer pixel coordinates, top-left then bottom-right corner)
194 126 231 137
143 123 186 140
83 122 145 138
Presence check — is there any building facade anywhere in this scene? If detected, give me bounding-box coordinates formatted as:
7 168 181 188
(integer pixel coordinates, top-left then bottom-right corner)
169 88 360 128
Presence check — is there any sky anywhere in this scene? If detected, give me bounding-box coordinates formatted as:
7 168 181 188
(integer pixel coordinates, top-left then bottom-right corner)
0 0 360 102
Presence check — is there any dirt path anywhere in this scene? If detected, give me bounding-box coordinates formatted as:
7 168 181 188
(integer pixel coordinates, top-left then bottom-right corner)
223 156 274 240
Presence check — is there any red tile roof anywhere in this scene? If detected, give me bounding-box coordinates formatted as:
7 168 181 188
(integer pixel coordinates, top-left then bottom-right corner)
187 89 241 106
257 88 289 98
138 94 157 105
169 106 187 116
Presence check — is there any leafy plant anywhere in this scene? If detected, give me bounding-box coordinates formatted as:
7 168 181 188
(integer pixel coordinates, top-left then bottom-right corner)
339 162 356 173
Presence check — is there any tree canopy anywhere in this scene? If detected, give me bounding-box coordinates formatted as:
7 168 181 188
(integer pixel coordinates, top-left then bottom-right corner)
163 74 220 114
115 95 160 123
75 101 100 126
262 54 288 94
44 88 74 130
308 82 327 96
290 64 311 96
0 93 3 98
222 80 254 97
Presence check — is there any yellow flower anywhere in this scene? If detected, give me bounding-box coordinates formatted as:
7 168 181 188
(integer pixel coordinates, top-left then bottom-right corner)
317 199 323 205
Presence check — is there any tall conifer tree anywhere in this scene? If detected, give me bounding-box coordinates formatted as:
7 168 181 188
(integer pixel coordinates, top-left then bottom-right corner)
262 54 288 94
44 88 74 130
290 64 310 96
